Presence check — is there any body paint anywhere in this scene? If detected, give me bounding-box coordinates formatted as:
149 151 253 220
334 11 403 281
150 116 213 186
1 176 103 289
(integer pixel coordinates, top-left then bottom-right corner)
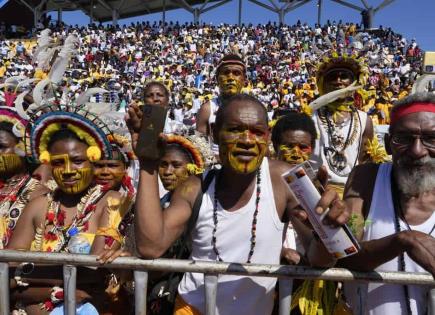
51 154 94 194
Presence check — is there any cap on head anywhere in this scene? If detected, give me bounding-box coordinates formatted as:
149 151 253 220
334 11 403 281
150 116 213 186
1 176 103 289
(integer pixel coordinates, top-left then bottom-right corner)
216 54 246 77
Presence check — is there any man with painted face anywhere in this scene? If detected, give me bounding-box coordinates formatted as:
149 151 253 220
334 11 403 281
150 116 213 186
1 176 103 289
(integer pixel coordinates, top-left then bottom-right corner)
196 54 246 155
311 54 374 197
127 94 350 315
272 112 317 165
340 92 435 315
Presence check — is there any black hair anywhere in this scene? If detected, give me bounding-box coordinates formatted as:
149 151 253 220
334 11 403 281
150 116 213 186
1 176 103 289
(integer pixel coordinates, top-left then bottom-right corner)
143 81 170 99
162 143 194 164
214 94 268 132
271 112 317 151
47 127 88 151
0 121 19 142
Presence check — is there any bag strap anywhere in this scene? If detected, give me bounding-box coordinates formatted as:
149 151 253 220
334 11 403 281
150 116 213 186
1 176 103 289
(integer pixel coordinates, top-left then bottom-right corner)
173 168 217 260
186 168 218 234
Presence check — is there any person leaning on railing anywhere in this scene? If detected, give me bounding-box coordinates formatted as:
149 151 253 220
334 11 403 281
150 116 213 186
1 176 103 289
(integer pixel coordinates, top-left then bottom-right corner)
126 93 351 315
339 92 435 315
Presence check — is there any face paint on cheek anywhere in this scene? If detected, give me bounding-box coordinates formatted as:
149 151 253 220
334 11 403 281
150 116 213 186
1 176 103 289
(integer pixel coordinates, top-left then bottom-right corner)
220 131 268 174
279 145 311 164
53 167 94 194
0 154 24 175
51 154 94 194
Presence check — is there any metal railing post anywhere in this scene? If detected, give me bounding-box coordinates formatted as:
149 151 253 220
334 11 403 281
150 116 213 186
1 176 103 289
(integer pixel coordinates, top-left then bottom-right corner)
278 278 293 315
63 265 77 315
134 270 148 315
0 262 9 315
204 274 218 315
429 288 435 315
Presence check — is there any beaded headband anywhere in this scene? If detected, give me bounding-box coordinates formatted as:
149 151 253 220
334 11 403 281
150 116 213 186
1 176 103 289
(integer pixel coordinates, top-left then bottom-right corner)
165 134 205 175
25 104 114 164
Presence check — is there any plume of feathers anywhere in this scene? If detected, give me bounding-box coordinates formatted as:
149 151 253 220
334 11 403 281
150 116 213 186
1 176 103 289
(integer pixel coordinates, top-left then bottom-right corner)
33 29 58 71
32 78 52 106
76 88 109 107
48 34 79 84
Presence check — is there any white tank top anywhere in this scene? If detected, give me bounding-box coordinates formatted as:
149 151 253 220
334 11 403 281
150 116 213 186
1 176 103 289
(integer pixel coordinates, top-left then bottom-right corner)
311 109 367 185
207 97 221 155
344 163 435 315
178 158 284 315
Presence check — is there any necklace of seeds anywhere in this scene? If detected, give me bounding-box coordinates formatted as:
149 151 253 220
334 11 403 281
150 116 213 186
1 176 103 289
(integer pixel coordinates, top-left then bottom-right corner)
212 168 261 263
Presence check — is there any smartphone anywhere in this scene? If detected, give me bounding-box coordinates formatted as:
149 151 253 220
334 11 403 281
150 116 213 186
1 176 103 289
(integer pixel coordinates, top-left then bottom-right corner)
423 51 435 74
136 104 168 160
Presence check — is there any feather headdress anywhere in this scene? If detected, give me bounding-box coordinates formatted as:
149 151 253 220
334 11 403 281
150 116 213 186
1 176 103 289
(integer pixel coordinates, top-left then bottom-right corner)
25 104 114 163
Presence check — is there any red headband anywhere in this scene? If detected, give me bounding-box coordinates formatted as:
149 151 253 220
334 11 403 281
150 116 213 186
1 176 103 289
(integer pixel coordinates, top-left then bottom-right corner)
390 102 435 125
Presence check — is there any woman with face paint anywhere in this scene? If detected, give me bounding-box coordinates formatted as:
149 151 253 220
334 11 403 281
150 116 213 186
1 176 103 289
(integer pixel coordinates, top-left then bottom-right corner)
7 106 128 315
0 107 48 249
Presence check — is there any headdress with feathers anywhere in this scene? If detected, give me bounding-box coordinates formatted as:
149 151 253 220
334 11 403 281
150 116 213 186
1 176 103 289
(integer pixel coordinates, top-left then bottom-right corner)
25 104 114 164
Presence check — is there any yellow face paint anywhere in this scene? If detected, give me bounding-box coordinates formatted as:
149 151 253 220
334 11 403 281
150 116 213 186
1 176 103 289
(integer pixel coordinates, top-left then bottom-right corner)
219 129 268 174
0 153 24 176
278 145 311 164
51 154 94 194
217 64 245 97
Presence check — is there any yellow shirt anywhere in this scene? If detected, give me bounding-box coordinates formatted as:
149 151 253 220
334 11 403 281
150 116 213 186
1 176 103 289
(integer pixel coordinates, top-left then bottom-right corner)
0 66 6 78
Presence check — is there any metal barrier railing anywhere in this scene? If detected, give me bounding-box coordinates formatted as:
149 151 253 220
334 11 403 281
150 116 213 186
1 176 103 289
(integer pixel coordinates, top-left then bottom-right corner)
0 250 434 315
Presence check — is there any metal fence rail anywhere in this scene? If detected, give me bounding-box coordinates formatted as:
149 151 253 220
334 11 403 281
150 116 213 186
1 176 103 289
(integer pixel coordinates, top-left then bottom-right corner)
0 250 434 315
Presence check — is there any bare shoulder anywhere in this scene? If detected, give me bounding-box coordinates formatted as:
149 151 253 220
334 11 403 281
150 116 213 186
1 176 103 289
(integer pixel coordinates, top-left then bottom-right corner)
171 174 202 208
345 163 380 199
23 194 50 222
269 159 293 178
344 163 380 218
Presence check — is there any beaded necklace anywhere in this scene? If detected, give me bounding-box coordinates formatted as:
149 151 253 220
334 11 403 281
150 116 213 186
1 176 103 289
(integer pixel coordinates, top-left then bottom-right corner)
212 168 261 263
34 185 104 252
391 173 435 315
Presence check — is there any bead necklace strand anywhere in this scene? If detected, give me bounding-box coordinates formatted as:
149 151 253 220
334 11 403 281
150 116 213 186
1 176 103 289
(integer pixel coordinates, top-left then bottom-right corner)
212 168 261 263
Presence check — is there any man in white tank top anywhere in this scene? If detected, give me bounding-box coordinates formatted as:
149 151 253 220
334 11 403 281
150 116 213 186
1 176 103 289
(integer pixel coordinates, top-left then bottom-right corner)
311 53 374 196
340 92 435 314
196 54 247 156
127 94 351 315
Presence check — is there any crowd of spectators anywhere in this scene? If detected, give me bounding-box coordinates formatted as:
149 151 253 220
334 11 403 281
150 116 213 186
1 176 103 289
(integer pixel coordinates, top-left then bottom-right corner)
0 20 424 128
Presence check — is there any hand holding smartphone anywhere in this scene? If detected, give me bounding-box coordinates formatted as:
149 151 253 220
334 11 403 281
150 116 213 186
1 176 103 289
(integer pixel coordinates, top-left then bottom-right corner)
135 104 168 160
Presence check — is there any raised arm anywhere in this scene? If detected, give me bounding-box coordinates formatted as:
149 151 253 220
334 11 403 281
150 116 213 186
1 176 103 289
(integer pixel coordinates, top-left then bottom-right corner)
126 103 200 258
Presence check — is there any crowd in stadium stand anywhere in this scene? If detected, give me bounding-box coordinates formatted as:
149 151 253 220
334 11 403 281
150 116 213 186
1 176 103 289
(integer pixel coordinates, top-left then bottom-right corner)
0 19 434 315
0 20 424 129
